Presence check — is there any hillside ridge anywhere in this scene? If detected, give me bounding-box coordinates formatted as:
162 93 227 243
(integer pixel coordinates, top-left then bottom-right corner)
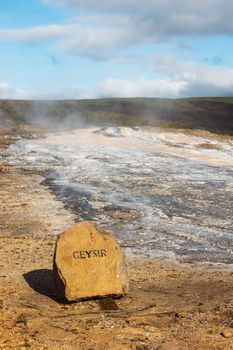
1 97 233 135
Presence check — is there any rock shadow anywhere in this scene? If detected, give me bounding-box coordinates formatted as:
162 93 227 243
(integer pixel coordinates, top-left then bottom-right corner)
23 269 57 301
98 297 119 311
24 270 122 307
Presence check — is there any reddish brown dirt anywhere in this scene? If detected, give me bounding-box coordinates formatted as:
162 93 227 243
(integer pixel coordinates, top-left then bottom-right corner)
1 126 233 350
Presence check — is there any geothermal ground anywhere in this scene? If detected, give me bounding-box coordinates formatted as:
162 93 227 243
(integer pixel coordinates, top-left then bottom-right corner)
1 124 233 349
6 125 233 262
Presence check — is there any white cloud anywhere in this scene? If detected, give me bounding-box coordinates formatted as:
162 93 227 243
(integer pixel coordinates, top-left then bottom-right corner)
0 24 76 43
1 56 232 99
94 58 233 98
56 17 145 59
0 83 28 99
96 78 185 98
153 54 233 93
41 0 140 10
1 0 233 60
0 18 145 59
42 0 233 36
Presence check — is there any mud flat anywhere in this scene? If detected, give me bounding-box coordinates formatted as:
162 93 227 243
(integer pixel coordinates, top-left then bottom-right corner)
1 126 233 349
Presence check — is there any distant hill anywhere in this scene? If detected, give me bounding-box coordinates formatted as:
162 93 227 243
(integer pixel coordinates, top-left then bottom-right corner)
0 97 233 135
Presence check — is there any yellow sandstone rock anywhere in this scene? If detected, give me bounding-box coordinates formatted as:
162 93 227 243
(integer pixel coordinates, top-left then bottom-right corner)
53 221 129 301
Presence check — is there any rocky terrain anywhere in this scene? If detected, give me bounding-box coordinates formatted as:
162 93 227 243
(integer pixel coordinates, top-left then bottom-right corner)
1 98 233 349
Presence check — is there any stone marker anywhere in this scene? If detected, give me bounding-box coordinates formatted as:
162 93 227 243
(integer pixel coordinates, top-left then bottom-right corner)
53 221 129 301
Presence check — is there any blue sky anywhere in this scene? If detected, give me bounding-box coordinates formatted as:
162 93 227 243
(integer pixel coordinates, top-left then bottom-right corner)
0 0 233 99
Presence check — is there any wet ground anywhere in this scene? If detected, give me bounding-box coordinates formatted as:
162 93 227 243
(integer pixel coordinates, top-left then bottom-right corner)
5 126 233 263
